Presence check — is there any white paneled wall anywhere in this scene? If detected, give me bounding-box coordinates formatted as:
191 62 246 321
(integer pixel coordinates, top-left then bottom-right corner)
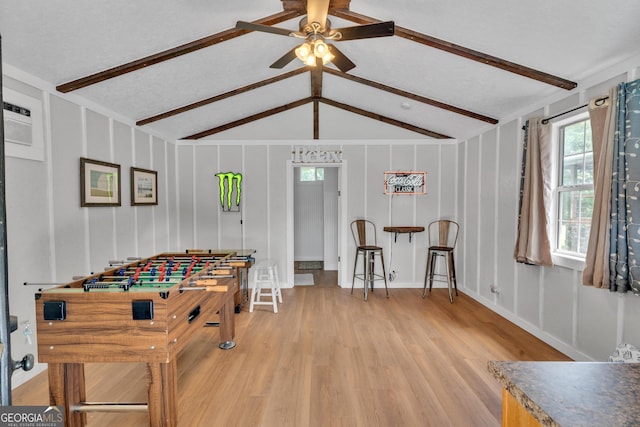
459 60 640 362
176 141 458 290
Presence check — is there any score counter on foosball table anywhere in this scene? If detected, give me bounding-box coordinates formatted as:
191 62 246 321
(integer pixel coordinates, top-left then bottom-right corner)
34 250 254 427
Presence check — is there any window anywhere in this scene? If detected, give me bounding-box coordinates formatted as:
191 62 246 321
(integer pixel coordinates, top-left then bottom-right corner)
299 167 324 182
551 114 594 261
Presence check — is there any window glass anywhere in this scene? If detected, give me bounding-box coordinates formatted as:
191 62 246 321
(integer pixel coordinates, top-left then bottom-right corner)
299 167 325 182
300 167 316 181
561 120 593 186
554 117 594 257
557 188 593 254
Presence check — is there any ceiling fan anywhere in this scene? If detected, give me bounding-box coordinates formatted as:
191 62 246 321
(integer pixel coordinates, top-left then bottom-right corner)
236 0 394 72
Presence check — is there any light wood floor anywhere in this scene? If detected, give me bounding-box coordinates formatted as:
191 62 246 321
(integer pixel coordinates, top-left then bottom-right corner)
13 269 570 426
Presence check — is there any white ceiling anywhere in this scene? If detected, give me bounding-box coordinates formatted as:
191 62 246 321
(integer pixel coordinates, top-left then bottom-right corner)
1 0 639 141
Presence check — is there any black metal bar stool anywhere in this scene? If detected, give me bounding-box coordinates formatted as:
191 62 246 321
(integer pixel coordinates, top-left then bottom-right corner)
423 220 459 303
351 219 389 301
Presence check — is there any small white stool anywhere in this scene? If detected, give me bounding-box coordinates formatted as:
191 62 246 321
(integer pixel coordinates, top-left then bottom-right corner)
249 261 282 313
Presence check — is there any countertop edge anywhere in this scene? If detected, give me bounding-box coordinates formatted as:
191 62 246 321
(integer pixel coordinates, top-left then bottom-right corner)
487 360 559 427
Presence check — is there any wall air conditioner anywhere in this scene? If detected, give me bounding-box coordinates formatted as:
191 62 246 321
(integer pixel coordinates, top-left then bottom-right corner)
3 101 33 147
2 87 44 162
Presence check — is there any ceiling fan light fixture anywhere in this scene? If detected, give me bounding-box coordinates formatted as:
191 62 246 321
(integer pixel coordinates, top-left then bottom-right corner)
320 49 334 65
295 42 313 62
295 40 332 67
313 40 328 57
304 54 317 66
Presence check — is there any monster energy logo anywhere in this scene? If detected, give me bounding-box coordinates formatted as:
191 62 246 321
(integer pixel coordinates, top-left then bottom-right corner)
216 172 242 211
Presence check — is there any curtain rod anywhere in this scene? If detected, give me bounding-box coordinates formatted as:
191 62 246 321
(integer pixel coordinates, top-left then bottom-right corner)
541 96 609 124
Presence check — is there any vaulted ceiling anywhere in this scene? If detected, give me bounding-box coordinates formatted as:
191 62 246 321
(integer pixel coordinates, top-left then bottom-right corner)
2 0 639 141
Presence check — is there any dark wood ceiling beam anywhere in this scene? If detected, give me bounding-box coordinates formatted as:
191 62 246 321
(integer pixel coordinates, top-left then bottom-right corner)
320 98 452 139
313 99 320 139
137 67 308 126
323 67 498 124
182 97 313 139
56 10 303 93
311 58 323 98
330 10 578 90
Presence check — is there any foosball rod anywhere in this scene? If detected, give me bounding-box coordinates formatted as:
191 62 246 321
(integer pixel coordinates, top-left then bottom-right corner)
180 285 229 292
107 254 246 267
99 269 235 280
94 270 229 281
197 274 235 279
118 256 230 265
23 282 64 286
113 255 227 264
98 268 206 278
23 282 65 292
105 263 217 273
94 276 176 282
83 280 184 286
71 402 148 413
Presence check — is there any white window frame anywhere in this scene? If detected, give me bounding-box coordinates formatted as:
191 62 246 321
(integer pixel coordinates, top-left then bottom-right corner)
549 111 592 270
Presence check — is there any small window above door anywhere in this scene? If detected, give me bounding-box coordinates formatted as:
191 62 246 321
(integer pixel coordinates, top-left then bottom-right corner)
300 167 325 182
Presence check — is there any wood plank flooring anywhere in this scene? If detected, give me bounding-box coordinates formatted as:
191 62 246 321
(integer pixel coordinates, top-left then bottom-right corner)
13 269 570 426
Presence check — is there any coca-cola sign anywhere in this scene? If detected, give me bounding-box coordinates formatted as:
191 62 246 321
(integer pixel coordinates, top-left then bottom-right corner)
384 171 426 195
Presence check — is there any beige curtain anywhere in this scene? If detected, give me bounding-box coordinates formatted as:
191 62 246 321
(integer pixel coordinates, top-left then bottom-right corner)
583 89 617 287
514 118 553 266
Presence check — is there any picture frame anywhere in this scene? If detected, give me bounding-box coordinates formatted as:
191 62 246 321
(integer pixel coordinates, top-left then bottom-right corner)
80 157 121 207
130 167 158 206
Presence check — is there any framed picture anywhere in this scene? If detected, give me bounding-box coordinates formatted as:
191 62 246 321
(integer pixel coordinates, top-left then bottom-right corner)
130 167 158 206
80 157 121 207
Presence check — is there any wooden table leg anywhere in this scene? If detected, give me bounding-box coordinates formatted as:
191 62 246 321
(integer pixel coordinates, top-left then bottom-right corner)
218 296 235 344
48 363 87 427
146 359 178 427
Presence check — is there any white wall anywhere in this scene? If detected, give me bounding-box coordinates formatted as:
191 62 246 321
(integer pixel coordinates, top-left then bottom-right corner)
458 57 640 362
3 69 174 387
175 140 458 291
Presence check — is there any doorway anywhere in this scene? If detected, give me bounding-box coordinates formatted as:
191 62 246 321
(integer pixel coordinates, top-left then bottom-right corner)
286 161 345 288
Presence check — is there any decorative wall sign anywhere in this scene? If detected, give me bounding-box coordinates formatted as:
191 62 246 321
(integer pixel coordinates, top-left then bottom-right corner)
384 171 426 195
292 146 342 163
216 172 242 212
80 157 121 207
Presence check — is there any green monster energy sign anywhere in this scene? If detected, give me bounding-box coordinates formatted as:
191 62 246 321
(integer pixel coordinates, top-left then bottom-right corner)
216 172 242 212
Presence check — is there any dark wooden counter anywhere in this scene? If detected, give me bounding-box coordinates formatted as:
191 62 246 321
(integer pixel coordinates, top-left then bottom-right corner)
488 360 640 426
383 226 425 242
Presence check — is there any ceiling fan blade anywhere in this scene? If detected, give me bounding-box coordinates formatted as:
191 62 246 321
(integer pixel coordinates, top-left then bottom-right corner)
270 48 298 69
236 21 294 37
332 21 395 41
327 45 356 73
307 0 330 27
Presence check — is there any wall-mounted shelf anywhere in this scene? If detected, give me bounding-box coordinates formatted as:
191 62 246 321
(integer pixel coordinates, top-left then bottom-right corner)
383 226 425 243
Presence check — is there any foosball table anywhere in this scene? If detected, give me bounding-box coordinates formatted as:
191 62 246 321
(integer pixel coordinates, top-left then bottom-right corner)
34 250 254 427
